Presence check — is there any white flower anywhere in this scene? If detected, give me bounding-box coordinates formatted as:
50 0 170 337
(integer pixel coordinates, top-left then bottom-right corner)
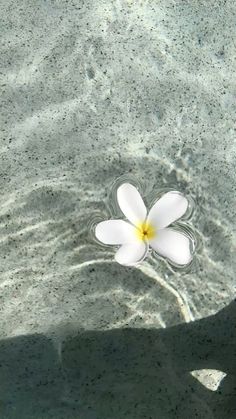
95 183 194 266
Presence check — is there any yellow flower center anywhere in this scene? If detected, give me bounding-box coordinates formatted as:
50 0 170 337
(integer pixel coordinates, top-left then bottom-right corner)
136 221 156 241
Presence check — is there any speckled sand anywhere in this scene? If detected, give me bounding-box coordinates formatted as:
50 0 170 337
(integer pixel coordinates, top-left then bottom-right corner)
1 1 236 418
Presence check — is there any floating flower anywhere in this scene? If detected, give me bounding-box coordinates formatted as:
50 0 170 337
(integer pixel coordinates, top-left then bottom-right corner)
95 183 195 266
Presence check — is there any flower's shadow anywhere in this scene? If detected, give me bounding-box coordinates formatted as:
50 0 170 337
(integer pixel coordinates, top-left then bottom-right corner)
0 300 235 419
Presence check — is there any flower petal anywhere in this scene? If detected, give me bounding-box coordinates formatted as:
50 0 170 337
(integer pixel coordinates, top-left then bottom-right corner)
115 241 148 266
149 228 193 265
147 191 188 229
95 220 137 245
117 183 147 225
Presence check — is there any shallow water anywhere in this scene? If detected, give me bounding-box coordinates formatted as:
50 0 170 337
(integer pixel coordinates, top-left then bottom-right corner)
1 1 236 418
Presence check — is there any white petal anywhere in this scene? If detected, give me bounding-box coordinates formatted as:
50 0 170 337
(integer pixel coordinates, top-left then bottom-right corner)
95 220 137 244
117 183 147 225
147 191 188 229
115 242 148 266
149 228 193 265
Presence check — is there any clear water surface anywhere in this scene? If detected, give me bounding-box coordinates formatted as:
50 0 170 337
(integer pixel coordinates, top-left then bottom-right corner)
1 1 236 418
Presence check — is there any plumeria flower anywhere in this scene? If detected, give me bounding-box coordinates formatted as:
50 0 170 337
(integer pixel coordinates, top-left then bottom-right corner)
95 183 195 266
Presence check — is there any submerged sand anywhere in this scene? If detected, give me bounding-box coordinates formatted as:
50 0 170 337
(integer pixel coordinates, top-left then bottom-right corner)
1 0 236 417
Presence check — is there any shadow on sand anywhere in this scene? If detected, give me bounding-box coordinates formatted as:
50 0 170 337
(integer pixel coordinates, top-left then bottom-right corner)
0 300 235 419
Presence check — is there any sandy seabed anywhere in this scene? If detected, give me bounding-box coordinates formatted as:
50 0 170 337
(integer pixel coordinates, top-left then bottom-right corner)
1 1 236 417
